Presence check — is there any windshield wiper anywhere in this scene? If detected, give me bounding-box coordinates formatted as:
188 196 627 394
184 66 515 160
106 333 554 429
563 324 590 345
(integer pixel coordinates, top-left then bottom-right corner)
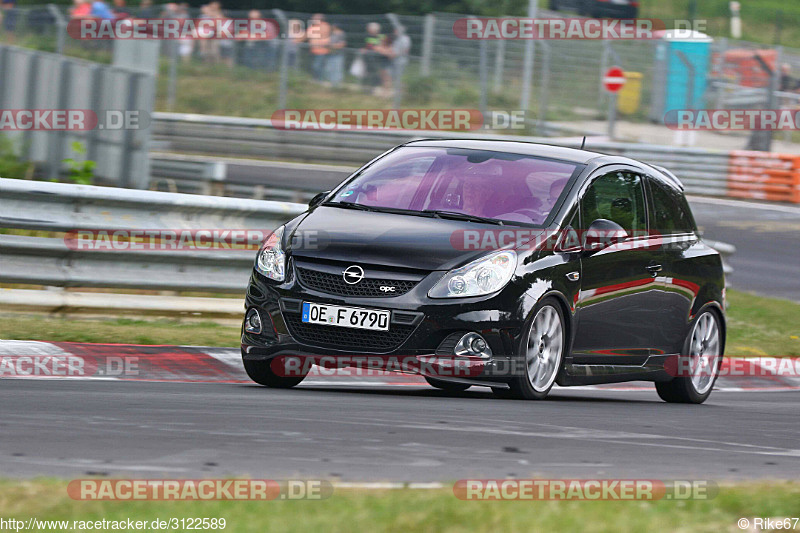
421 210 504 225
322 202 436 217
320 201 376 211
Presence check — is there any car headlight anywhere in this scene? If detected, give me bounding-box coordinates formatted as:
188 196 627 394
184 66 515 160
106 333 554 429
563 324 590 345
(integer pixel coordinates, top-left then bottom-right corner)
428 250 517 298
255 225 286 281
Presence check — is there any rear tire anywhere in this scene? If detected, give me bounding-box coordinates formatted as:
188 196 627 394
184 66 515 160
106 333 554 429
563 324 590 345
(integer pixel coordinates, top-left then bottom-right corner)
425 376 471 392
656 309 723 404
506 298 566 400
243 358 307 388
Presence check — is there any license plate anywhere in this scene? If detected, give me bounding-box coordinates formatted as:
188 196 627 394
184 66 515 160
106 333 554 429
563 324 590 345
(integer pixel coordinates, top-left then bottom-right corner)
301 302 390 331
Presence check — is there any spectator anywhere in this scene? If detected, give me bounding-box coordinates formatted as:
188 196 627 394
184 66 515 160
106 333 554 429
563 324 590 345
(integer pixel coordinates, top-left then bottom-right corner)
90 0 115 20
326 24 346 87
287 18 304 69
160 1 178 16
308 13 331 81
137 0 154 18
197 3 219 63
362 22 390 93
112 0 130 18
210 2 235 68
70 0 92 19
1 0 18 41
240 9 276 70
780 63 798 92
391 25 411 95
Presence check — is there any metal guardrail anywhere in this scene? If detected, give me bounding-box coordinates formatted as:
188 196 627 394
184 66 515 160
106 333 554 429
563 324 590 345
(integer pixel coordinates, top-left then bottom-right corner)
149 153 353 202
1 177 735 301
0 177 305 233
151 113 733 199
0 178 305 293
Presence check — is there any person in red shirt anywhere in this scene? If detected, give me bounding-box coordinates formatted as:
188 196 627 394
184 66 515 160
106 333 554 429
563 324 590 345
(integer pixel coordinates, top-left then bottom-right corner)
71 0 92 19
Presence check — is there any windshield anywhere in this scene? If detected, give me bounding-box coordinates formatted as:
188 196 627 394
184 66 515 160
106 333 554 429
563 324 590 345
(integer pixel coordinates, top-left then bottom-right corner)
328 146 579 225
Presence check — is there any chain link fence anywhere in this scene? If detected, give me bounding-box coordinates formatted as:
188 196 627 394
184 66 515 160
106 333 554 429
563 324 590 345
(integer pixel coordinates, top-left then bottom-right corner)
4 4 800 137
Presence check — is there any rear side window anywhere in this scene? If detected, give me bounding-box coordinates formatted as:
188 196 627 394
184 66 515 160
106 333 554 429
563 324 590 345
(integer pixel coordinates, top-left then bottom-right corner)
648 178 696 235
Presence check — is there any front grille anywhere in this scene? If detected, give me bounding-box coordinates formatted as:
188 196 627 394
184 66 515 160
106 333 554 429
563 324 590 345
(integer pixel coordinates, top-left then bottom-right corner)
283 313 416 351
296 267 418 298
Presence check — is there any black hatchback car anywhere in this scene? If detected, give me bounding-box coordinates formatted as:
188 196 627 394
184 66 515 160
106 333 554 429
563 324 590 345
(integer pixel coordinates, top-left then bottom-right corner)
241 140 726 403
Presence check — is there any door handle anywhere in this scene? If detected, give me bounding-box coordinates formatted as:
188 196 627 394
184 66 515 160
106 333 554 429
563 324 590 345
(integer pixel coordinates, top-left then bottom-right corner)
646 264 663 276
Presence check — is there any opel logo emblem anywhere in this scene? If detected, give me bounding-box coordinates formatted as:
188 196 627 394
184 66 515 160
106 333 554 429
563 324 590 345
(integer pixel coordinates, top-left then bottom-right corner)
343 265 365 285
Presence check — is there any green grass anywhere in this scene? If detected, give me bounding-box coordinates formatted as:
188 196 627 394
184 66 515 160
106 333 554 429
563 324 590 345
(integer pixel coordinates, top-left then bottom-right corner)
726 290 800 357
1 480 799 532
0 315 241 347
0 289 799 356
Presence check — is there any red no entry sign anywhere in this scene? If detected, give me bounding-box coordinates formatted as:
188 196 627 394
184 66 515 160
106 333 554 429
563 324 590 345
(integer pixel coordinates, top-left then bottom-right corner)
603 66 626 93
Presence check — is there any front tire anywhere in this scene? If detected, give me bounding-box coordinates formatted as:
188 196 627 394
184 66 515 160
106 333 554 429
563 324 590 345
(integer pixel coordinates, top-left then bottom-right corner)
243 358 307 388
425 376 471 392
505 298 566 400
656 309 723 404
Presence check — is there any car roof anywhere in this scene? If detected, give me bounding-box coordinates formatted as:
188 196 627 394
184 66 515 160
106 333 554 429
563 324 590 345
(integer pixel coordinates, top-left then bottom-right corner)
403 139 608 164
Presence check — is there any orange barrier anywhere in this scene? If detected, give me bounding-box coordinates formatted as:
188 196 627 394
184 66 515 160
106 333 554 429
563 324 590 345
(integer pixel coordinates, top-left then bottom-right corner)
727 151 800 203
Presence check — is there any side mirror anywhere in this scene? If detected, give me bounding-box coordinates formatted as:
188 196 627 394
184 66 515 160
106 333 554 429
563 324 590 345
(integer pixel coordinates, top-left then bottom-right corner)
308 190 331 208
583 218 628 252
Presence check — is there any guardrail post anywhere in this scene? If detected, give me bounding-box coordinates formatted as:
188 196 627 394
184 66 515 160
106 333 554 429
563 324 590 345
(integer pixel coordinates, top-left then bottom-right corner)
519 0 538 112
386 13 404 109
273 9 289 110
0 46 8 111
385 13 400 32
492 39 505 93
120 73 150 189
86 65 104 165
23 52 40 160
479 27 488 118
46 4 67 55
537 42 551 135
421 14 435 77
47 59 71 182
599 40 610 113
166 37 178 112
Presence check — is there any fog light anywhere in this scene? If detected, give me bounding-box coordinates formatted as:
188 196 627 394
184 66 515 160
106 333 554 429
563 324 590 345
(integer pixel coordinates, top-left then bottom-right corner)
245 308 262 334
471 337 487 353
454 332 492 359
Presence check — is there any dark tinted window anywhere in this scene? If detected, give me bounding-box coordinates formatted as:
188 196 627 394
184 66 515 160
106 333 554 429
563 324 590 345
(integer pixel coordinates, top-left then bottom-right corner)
648 178 695 234
580 171 647 233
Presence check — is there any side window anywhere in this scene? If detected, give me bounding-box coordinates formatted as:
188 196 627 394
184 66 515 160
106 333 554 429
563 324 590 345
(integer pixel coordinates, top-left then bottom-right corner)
580 170 647 234
648 179 696 235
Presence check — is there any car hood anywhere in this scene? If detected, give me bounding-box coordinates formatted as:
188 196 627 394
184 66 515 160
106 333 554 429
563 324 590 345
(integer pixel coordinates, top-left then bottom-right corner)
287 206 539 271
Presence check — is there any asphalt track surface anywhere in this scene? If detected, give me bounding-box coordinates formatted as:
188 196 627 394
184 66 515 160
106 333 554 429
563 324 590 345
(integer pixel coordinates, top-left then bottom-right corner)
3 378 800 481
689 197 800 302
